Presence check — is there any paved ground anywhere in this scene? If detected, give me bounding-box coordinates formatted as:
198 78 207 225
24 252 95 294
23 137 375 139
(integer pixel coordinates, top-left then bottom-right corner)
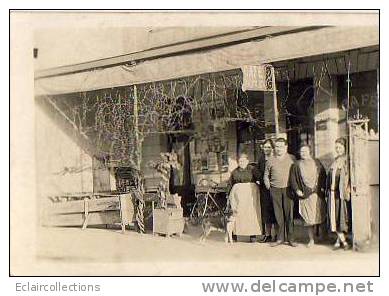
22 224 379 276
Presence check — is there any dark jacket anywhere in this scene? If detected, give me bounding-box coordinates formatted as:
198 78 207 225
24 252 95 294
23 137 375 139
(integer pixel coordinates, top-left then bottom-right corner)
289 159 326 200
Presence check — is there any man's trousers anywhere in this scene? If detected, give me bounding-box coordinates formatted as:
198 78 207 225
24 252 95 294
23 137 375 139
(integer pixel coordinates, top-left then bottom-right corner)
270 187 294 242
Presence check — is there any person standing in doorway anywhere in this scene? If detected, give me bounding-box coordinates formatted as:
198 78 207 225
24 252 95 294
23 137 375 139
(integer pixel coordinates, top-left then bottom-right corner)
169 150 182 197
264 138 296 247
257 139 278 243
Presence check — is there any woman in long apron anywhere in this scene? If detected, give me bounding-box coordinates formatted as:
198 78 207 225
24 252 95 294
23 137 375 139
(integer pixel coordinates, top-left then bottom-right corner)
227 153 262 242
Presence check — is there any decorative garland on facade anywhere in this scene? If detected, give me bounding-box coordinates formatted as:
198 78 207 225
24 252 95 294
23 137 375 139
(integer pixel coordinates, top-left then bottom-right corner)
39 71 263 168
37 70 266 233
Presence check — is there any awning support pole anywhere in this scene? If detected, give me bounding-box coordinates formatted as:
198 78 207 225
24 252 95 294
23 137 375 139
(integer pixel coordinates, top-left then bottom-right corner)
272 68 280 137
133 85 141 169
133 84 145 234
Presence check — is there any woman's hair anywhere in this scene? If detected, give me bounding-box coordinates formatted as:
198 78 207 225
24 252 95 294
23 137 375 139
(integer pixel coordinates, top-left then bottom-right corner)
275 137 287 145
299 144 311 151
238 153 249 160
335 137 347 149
263 139 275 149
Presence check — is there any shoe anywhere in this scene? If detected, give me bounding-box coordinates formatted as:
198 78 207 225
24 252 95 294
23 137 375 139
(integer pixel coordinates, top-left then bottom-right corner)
270 240 283 247
307 240 314 248
333 239 341 250
342 241 351 250
288 241 298 247
259 235 272 243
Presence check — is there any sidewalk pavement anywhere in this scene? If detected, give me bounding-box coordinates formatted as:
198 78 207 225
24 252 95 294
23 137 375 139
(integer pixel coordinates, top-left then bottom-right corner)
16 224 378 276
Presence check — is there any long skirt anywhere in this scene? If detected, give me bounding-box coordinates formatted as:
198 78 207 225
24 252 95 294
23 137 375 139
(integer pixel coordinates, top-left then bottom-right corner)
229 183 262 235
328 190 352 233
299 193 326 225
260 185 277 224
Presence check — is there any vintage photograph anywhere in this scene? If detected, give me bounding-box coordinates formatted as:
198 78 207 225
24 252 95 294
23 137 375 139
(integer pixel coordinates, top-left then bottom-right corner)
11 10 379 276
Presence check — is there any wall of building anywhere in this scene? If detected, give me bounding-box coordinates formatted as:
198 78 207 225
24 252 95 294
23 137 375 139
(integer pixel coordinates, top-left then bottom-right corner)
36 98 172 199
35 103 94 206
313 74 339 169
369 139 379 244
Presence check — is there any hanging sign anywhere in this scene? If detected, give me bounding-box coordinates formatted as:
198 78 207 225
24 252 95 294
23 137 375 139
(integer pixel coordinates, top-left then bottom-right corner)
241 64 275 92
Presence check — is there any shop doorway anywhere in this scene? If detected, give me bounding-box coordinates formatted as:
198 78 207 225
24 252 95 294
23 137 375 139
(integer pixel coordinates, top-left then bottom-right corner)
168 134 195 216
278 78 315 157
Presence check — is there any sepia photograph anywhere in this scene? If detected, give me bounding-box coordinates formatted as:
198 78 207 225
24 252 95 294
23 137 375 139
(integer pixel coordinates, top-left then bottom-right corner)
10 10 379 276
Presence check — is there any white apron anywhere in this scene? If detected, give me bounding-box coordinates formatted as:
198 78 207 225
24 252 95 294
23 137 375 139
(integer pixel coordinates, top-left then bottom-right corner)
229 183 262 235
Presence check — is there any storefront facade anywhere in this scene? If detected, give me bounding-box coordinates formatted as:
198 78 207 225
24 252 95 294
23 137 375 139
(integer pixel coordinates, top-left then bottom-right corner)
34 25 379 242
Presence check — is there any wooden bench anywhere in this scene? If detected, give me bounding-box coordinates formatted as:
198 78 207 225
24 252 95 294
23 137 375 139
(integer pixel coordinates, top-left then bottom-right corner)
42 193 135 233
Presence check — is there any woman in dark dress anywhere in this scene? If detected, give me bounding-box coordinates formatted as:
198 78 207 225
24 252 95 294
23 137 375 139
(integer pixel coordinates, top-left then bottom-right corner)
169 151 182 195
257 139 278 243
326 137 352 250
289 145 327 247
227 153 262 242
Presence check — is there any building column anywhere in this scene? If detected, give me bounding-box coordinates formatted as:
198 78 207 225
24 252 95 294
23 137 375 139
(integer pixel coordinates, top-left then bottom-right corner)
313 72 339 169
264 91 287 139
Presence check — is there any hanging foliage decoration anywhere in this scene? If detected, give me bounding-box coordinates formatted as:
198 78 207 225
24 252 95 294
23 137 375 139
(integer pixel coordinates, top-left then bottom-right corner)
37 71 265 169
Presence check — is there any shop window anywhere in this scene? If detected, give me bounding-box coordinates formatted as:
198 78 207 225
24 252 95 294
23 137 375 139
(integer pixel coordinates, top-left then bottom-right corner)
236 91 266 162
337 70 378 133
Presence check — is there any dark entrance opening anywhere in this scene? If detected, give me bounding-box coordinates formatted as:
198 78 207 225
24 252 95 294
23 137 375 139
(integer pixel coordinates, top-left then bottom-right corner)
278 78 315 156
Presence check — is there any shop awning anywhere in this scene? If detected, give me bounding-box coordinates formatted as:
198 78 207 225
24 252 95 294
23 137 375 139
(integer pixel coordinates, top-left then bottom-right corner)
35 26 379 97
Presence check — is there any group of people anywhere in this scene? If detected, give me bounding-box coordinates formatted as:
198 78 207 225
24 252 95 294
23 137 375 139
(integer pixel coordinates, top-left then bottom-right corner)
227 137 352 250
